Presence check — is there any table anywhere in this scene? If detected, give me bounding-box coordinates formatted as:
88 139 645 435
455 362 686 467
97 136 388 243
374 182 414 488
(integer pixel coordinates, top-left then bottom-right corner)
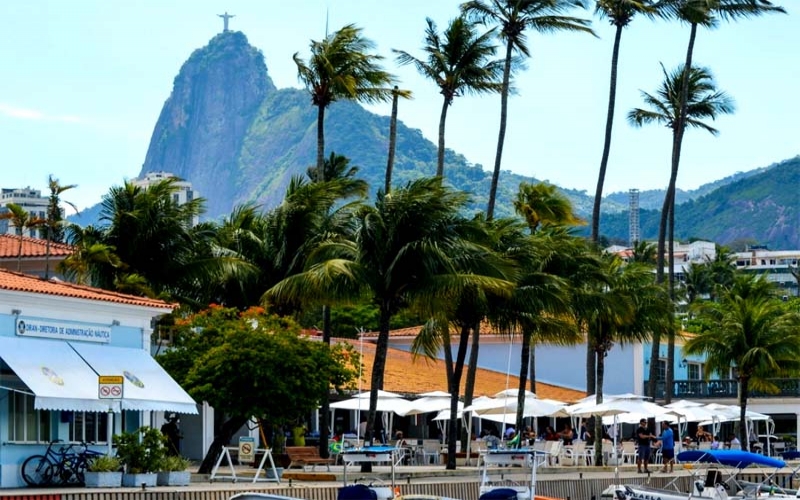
341 446 397 486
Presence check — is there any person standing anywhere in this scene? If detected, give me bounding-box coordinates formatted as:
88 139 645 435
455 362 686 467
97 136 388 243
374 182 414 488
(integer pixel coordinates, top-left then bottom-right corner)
656 421 675 473
636 418 656 474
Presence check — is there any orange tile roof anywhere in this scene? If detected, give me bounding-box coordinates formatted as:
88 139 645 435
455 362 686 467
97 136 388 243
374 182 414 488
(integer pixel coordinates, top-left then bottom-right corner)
0 234 74 258
338 339 585 403
0 268 173 309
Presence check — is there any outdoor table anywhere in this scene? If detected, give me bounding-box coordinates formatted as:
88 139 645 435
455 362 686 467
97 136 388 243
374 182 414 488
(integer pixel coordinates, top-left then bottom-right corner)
341 446 397 486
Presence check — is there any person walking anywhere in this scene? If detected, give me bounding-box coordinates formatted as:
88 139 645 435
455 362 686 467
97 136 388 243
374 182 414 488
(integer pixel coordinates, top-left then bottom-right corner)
636 418 656 474
656 421 675 473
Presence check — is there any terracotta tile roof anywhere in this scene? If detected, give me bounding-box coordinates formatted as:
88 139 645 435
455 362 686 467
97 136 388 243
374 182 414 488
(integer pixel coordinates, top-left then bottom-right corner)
362 323 500 339
338 339 585 403
0 234 74 258
0 268 173 309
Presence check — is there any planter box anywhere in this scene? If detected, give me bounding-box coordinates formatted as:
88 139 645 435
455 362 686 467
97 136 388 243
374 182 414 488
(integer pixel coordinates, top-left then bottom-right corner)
122 472 157 487
157 470 191 486
84 471 122 488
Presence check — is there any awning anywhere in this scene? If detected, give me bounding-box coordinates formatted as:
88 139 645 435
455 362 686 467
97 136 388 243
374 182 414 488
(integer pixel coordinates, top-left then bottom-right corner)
0 336 115 412
71 342 198 414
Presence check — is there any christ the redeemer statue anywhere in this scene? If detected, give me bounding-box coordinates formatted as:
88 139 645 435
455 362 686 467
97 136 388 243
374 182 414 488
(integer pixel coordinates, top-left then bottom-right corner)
218 12 235 32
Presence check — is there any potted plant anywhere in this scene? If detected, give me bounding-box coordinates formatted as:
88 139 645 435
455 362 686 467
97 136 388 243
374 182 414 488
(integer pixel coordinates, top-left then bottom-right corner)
157 455 191 486
114 426 165 487
84 455 122 488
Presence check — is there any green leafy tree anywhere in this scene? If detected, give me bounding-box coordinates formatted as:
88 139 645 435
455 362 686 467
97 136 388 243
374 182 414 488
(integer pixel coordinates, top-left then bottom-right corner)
461 0 594 219
395 16 504 177
158 305 359 474
268 177 511 470
628 63 734 401
685 274 800 448
294 24 399 179
589 0 656 243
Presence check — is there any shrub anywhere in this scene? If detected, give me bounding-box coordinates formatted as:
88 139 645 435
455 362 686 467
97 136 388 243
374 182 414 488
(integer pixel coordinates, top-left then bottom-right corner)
87 455 121 472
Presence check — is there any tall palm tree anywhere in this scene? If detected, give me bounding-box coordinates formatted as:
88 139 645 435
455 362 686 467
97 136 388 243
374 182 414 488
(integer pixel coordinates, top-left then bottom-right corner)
685 274 800 448
384 86 412 193
294 24 399 178
630 239 657 264
43 175 78 279
395 16 504 177
268 178 512 466
628 63 733 400
590 0 657 242
0 203 46 271
584 255 672 464
461 0 594 220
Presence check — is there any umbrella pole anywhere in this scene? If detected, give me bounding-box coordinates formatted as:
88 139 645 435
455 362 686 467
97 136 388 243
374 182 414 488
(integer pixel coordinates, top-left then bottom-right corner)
613 414 619 484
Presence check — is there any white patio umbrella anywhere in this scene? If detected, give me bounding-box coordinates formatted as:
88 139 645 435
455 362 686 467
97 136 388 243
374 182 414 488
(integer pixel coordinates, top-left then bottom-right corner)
569 398 675 483
330 392 410 442
397 391 461 417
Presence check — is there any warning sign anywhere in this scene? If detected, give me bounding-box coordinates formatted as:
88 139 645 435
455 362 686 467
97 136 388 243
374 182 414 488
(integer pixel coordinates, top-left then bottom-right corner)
99 375 124 399
239 436 255 463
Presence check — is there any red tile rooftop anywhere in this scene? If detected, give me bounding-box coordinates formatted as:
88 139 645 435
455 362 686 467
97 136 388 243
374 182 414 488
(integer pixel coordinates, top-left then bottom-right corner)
337 338 585 402
0 234 74 258
0 268 173 309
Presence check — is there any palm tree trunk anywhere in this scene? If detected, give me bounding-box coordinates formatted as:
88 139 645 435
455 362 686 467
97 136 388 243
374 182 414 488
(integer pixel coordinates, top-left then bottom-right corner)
486 37 514 221
591 24 624 243
586 330 596 395
461 321 480 455
363 304 392 472
594 342 606 467
529 341 536 395
516 330 531 445
647 332 661 399
318 305 332 458
316 105 326 179
445 323 471 470
17 234 23 272
45 235 52 279
385 87 400 193
739 377 749 450
666 325 675 404
436 97 449 177
666 200 676 404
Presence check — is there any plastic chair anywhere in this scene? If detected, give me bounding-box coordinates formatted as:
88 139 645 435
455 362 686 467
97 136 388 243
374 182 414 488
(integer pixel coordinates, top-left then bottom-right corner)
621 441 637 464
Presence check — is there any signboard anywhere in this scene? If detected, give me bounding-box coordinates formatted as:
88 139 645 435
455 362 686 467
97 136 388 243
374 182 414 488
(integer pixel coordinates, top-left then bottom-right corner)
98 375 124 399
239 436 255 463
16 316 111 343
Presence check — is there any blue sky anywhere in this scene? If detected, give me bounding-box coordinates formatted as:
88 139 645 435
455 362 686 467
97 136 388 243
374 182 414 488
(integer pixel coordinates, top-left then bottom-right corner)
0 1 797 212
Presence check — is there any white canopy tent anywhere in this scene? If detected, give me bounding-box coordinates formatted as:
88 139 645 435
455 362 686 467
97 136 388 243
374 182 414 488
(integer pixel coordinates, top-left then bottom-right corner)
330 390 411 442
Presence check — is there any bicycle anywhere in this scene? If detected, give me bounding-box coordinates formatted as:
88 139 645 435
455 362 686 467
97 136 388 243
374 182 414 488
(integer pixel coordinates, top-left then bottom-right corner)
21 440 105 487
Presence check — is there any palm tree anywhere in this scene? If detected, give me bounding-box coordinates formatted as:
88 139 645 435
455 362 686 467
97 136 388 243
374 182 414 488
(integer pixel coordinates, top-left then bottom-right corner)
589 0 656 243
628 63 733 400
43 175 78 279
685 274 800 448
395 16 504 177
0 203 46 271
461 0 594 220
584 255 672 464
59 224 123 286
294 24 399 178
630 240 657 264
384 86 412 193
268 178 512 465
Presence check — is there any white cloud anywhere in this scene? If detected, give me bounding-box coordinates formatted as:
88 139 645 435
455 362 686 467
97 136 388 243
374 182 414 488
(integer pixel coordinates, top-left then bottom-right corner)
0 103 83 124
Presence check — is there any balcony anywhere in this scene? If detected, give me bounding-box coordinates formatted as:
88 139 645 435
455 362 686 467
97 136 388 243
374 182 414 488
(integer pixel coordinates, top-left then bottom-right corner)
644 379 800 400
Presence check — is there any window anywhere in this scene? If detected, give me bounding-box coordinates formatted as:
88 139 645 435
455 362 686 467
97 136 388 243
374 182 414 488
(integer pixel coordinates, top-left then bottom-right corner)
69 412 109 443
687 363 703 380
657 359 667 381
7 392 51 442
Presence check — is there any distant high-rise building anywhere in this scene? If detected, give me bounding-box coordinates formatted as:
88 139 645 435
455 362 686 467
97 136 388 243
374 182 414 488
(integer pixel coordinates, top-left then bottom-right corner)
628 188 640 246
131 172 199 226
0 187 49 238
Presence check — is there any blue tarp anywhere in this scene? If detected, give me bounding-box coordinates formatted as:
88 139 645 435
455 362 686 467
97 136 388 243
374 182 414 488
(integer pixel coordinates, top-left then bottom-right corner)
677 449 786 468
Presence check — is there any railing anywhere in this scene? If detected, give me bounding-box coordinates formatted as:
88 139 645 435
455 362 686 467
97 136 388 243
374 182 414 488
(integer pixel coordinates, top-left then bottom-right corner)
644 379 800 400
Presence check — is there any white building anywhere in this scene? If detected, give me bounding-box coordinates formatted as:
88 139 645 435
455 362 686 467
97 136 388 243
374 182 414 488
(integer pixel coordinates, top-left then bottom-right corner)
131 172 199 226
0 188 49 238
734 247 800 297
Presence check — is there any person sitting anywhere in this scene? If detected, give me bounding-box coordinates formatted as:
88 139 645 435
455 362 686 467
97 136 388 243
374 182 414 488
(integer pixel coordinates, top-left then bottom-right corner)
579 423 592 442
542 426 558 441
394 430 407 447
559 424 575 446
507 430 521 447
711 435 721 450
696 425 712 442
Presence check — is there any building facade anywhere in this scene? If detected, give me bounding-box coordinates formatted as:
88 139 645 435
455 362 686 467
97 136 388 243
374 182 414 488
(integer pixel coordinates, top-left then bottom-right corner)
0 188 49 238
132 172 199 226
734 247 800 297
0 269 197 488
